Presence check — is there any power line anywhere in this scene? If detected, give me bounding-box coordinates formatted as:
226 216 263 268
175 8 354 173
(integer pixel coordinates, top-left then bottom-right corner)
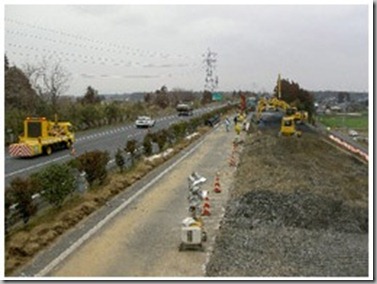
5 17 205 91
5 17 201 61
6 47 202 80
5 41 200 70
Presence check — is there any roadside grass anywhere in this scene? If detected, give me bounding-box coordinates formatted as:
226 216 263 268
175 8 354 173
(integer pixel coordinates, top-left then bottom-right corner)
317 113 368 130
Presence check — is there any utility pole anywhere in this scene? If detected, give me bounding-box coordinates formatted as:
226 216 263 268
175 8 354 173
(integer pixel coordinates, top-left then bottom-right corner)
203 48 218 92
277 73 281 99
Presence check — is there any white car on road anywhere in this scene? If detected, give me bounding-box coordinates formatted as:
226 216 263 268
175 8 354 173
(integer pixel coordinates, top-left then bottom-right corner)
135 116 156 128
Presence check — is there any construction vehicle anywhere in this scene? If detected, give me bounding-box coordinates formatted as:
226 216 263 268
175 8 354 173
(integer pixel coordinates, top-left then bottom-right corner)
254 97 277 122
279 115 302 137
9 116 75 158
291 107 308 124
255 74 307 137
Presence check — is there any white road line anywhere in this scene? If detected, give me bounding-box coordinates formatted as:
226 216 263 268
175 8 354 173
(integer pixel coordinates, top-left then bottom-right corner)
5 155 70 178
35 137 207 277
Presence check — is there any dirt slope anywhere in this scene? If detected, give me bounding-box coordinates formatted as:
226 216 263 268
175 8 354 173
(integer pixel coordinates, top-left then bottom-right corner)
206 119 369 277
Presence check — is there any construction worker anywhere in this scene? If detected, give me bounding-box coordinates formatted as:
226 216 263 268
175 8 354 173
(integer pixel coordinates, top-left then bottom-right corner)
234 121 242 135
224 117 230 132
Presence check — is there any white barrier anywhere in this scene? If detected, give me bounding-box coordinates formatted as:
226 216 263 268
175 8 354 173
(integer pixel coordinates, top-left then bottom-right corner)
328 134 368 161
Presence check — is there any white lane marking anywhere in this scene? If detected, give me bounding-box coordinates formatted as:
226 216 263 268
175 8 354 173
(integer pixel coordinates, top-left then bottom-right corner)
5 155 70 178
35 137 206 277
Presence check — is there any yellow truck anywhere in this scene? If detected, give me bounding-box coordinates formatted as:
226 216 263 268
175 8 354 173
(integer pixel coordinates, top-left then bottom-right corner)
9 116 75 157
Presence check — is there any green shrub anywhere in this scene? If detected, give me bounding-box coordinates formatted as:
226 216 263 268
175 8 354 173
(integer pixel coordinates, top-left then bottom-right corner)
7 177 37 224
143 133 154 156
170 121 188 141
154 129 168 152
36 163 76 208
125 139 138 166
115 148 125 172
76 150 110 186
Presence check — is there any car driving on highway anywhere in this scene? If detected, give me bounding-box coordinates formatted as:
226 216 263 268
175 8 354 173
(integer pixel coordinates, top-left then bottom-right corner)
135 116 156 128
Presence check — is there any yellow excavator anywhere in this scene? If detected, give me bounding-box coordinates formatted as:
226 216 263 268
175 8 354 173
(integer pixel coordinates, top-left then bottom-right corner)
254 74 308 137
275 74 305 137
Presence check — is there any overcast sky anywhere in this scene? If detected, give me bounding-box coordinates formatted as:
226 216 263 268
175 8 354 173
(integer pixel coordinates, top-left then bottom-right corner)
4 3 371 96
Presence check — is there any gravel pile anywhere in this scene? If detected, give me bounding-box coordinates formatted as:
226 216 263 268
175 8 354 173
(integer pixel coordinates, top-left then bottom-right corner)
206 225 368 277
224 190 368 234
206 124 369 277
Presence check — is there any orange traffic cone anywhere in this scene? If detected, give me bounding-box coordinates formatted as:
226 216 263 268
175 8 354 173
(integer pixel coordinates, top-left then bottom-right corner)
214 176 221 193
214 184 221 193
201 201 211 216
203 201 211 209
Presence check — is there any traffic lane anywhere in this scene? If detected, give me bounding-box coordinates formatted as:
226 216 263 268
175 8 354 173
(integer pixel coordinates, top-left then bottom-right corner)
5 150 71 181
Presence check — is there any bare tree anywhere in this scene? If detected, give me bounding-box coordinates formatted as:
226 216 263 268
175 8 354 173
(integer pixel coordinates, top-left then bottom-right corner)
154 85 170 109
24 57 71 114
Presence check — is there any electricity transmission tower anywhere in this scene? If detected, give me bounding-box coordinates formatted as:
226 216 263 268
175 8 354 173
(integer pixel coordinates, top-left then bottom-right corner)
203 48 218 92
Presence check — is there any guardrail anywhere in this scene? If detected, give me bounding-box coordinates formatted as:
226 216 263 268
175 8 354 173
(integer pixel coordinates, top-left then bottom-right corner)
305 122 368 162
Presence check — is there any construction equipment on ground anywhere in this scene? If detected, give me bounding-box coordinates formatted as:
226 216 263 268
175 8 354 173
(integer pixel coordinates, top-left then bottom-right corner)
179 217 207 251
180 172 208 252
9 115 75 158
279 115 302 137
254 74 308 137
291 107 308 124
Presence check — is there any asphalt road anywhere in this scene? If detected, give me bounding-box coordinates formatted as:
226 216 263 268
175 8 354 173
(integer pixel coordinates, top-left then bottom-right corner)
5 105 220 185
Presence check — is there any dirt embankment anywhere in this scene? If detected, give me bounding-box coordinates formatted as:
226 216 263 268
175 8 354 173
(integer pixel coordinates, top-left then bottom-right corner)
206 123 369 277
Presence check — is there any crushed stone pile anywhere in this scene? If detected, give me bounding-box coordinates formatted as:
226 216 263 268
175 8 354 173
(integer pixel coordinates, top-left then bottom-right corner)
206 123 369 277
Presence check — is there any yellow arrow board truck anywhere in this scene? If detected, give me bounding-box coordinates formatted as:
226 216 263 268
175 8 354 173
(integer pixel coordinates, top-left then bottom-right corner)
9 117 75 158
